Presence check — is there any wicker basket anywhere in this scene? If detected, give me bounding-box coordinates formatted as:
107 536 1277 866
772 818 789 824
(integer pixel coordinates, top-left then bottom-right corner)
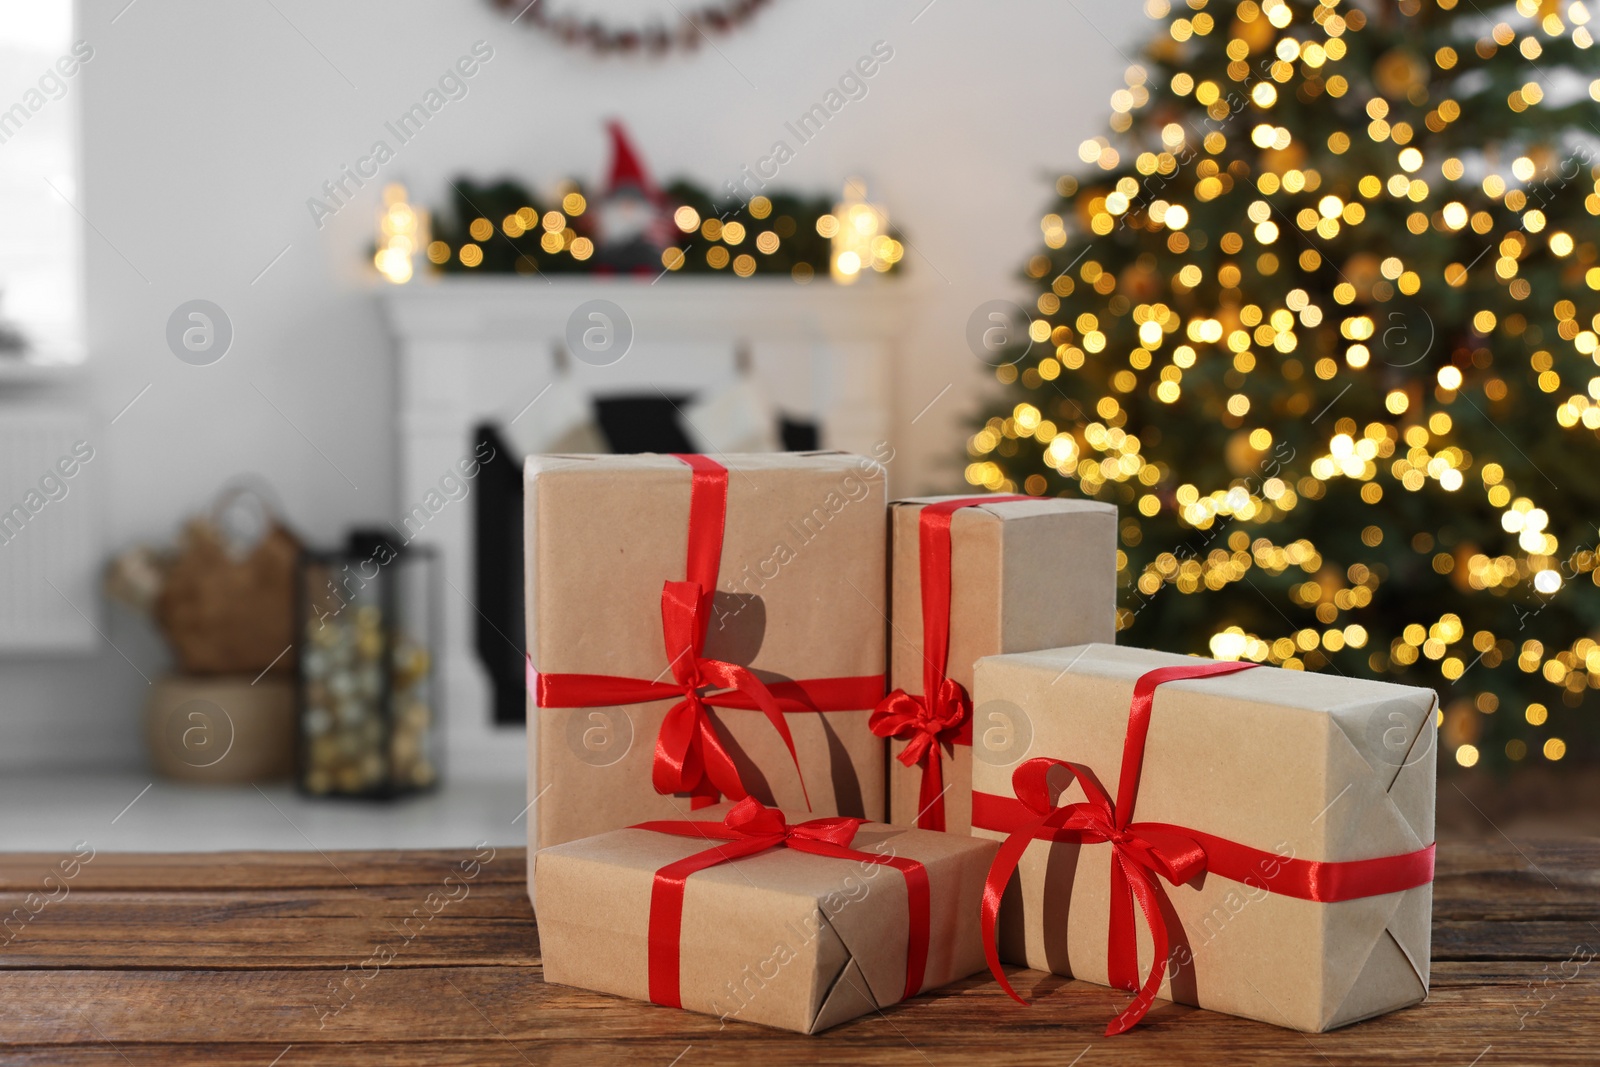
154 489 299 676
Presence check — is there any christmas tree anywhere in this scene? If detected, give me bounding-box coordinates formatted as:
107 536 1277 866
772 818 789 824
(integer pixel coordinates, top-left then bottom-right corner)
971 0 1600 769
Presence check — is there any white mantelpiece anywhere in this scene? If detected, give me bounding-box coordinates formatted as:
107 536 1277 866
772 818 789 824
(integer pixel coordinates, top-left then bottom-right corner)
380 277 905 779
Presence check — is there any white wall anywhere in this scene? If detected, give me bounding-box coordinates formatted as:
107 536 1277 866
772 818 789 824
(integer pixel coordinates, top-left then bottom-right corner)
0 0 1146 770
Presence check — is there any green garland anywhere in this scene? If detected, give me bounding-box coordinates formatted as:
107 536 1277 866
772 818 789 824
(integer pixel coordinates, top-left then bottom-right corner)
425 177 904 279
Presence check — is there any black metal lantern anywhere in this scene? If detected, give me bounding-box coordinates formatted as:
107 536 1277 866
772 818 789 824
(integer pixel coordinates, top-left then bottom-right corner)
295 530 440 798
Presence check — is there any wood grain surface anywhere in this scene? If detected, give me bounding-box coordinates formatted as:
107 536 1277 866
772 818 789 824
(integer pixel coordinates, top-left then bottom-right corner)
1 833 1595 1064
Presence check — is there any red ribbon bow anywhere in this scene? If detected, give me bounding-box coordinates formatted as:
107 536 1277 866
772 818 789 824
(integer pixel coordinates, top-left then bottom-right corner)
634 797 932 1009
976 660 1437 1036
871 496 1028 830
532 454 885 809
652 577 810 807
870 678 970 828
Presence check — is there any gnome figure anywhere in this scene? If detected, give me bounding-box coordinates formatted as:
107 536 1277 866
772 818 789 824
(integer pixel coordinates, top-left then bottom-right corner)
594 121 675 272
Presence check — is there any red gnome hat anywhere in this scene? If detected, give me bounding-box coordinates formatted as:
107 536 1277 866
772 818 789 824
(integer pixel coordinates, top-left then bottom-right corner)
604 120 660 203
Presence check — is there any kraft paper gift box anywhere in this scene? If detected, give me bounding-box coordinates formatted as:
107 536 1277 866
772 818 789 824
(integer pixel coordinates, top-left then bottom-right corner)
524 453 888 879
534 798 1000 1033
876 495 1117 834
971 643 1437 1034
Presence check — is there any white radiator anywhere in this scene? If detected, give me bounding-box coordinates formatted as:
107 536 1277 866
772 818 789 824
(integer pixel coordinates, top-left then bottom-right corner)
0 405 99 652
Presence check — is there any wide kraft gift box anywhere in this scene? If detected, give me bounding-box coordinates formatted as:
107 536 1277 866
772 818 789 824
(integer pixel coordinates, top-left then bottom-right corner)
971 643 1437 1033
534 800 1000 1033
880 495 1116 834
525 452 888 872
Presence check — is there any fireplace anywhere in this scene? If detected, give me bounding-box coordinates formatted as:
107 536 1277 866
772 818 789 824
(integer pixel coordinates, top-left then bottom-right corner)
380 276 904 778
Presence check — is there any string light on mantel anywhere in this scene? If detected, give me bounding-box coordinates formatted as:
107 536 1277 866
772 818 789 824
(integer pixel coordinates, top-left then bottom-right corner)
974 0 1600 769
426 176 905 280
375 184 427 285
827 178 903 284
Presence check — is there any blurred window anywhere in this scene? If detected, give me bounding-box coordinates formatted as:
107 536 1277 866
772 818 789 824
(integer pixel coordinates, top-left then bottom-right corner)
0 1 86 363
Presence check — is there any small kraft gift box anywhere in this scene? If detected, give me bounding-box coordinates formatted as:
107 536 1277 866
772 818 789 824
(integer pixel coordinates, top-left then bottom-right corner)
534 798 1000 1033
971 643 1437 1034
874 496 1116 834
524 453 888 878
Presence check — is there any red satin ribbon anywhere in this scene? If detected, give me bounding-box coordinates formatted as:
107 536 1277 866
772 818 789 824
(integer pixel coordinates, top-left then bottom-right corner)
531 454 885 809
633 797 932 1009
975 661 1437 1036
870 496 1029 830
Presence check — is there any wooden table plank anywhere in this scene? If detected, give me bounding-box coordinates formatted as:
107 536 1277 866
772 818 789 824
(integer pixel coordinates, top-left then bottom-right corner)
1 961 1595 1063
1432 920 1600 960
0 832 1594 1063
0 1044 576 1066
0 886 538 969
0 848 521 892
2 835 1593 900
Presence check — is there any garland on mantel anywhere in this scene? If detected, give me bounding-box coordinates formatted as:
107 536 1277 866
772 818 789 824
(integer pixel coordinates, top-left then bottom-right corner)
490 0 774 56
427 177 904 281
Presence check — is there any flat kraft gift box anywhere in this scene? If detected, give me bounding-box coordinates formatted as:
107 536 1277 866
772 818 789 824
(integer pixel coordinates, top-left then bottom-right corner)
525 453 888 871
875 496 1116 834
534 798 1000 1033
971 644 1437 1034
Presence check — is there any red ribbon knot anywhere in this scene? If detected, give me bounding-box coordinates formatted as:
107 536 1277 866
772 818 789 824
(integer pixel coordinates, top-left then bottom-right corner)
653 576 808 809
986 754 1211 1030
872 677 971 767
714 795 865 849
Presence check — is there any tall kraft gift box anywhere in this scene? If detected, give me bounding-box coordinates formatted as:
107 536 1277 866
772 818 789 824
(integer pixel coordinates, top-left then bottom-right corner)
875 496 1116 834
524 453 889 892
972 644 1437 1035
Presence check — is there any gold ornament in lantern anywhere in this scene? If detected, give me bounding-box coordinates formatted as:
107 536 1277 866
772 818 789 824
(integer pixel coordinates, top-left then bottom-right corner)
296 531 440 798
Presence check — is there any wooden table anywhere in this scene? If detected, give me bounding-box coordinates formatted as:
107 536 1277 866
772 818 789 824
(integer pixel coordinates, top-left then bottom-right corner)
2 833 1596 1064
